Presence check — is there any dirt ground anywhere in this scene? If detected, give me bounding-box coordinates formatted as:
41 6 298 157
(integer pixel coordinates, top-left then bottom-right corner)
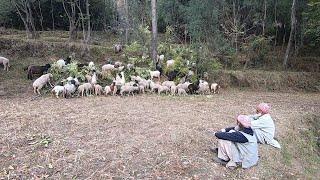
0 90 319 179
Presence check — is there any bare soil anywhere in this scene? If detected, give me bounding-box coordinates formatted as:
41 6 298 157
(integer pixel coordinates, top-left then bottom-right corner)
1 90 319 179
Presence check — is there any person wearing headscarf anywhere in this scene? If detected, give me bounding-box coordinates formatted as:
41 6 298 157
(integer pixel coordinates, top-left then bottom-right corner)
212 115 259 169
249 103 281 148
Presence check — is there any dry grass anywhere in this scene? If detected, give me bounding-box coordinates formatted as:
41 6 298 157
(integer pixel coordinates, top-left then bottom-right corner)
0 91 319 179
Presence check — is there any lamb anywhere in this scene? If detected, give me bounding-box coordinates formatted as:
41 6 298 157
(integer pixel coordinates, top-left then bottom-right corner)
56 57 71 68
120 85 135 96
158 85 170 95
94 84 103 96
104 85 112 96
170 85 177 95
51 85 64 98
162 81 176 88
63 80 77 98
150 81 161 93
211 83 220 94
33 73 53 95
0 56 10 71
114 44 123 53
157 54 165 63
85 74 92 83
88 61 95 69
77 83 93 97
25 64 51 80
177 88 187 96
102 64 115 71
166 59 175 67
149 70 161 80
198 82 210 95
176 82 192 91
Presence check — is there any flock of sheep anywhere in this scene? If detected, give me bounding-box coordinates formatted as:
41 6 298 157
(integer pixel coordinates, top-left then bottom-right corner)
0 45 221 98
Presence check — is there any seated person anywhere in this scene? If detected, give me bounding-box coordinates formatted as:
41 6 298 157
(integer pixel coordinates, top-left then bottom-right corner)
212 115 259 169
249 103 281 148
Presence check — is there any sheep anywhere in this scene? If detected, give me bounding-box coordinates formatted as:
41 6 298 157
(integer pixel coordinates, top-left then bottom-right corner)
150 81 161 93
63 80 77 98
166 59 175 67
51 85 64 98
162 81 176 88
104 85 112 96
94 84 103 96
127 63 134 70
25 64 51 80
88 61 95 68
114 44 123 53
91 71 97 84
149 70 161 81
139 85 145 94
115 72 125 86
120 85 135 96
177 88 187 96
114 61 122 67
85 74 92 83
158 85 170 95
197 81 210 95
56 57 71 68
33 73 53 95
116 66 125 72
211 83 220 94
102 64 115 76
171 85 177 95
77 83 93 97
176 82 192 91
157 54 165 63
0 56 10 71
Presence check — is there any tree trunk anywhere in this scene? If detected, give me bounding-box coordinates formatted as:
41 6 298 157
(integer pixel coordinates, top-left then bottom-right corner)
262 0 267 36
38 0 44 31
151 0 158 65
50 0 55 30
124 0 129 44
283 0 296 69
63 0 77 42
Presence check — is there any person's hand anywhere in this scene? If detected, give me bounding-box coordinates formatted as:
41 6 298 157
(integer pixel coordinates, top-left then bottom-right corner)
221 128 226 132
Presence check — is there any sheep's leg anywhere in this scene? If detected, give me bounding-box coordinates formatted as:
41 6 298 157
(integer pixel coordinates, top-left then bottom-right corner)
37 88 41 95
33 87 37 94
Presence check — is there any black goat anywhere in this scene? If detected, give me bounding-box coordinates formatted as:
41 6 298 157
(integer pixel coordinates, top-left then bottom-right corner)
156 62 163 76
25 64 51 80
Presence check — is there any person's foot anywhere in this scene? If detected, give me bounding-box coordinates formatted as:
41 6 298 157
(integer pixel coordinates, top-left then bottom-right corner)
209 147 218 154
212 157 228 166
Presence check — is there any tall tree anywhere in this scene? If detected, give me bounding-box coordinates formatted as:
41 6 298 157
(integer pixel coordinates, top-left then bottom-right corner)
62 0 78 42
283 0 296 68
151 0 158 64
12 0 38 39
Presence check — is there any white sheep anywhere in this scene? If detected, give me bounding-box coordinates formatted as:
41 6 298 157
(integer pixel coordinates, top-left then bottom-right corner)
104 86 112 96
78 83 92 97
94 84 103 96
211 83 220 94
0 56 10 71
33 73 53 95
51 86 64 98
63 81 77 98
198 83 210 95
114 44 123 53
176 82 192 91
150 81 161 93
158 85 170 95
139 85 145 94
85 74 92 83
56 59 67 68
157 54 165 63
177 88 187 96
149 70 161 80
171 85 177 95
120 85 135 96
88 61 95 68
102 64 115 72
166 59 175 67
162 81 176 88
